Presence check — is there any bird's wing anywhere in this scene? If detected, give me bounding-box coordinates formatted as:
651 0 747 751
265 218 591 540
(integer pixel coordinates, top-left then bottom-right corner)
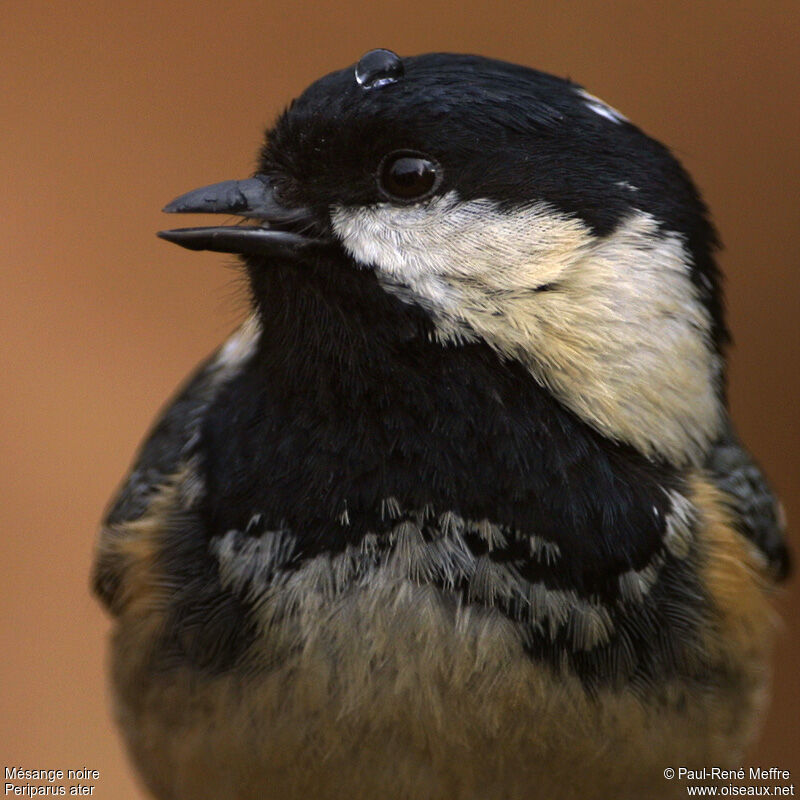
103 354 217 527
706 418 789 581
94 316 261 609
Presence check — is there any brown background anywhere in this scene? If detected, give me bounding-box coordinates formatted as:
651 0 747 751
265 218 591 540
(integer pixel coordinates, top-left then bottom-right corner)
1 1 798 796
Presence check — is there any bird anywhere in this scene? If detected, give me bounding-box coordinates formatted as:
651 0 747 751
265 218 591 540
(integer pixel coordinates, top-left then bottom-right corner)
93 49 789 800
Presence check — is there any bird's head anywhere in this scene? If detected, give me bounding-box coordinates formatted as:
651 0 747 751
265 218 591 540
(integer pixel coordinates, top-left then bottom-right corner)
160 49 727 467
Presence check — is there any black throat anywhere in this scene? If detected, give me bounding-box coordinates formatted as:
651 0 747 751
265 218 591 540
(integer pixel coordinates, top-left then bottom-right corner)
199 248 683 600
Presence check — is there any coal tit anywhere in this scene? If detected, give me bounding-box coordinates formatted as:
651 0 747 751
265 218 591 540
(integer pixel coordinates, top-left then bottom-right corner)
94 49 788 800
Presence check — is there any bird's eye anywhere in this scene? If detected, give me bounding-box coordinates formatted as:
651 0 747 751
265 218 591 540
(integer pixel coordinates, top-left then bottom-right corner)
378 151 441 203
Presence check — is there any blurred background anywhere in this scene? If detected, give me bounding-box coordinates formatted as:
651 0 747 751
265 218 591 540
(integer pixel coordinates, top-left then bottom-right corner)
1 1 798 796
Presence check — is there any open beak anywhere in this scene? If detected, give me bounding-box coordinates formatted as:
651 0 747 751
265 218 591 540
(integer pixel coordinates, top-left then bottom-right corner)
158 176 321 256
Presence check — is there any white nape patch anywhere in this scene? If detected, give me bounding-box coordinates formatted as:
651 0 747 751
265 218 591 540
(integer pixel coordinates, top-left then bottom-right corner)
577 88 629 124
332 195 722 465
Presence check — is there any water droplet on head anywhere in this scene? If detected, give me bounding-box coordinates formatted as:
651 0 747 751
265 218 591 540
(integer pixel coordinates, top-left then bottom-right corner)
355 49 404 89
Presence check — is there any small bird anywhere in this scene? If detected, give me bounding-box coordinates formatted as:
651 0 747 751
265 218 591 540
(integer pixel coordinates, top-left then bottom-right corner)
93 49 789 800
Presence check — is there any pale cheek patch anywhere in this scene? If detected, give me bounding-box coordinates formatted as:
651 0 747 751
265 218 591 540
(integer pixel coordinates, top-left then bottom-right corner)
510 213 722 464
332 192 588 304
331 195 721 465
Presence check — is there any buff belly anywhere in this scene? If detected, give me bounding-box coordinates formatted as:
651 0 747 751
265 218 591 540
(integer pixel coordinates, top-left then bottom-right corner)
110 555 771 800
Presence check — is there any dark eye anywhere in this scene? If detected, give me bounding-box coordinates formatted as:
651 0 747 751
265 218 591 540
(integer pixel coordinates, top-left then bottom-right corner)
378 151 441 202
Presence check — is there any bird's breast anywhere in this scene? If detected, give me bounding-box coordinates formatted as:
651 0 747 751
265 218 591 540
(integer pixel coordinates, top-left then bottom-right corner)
107 469 773 800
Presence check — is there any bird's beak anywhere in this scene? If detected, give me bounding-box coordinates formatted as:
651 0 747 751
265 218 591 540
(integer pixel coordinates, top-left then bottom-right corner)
158 176 321 256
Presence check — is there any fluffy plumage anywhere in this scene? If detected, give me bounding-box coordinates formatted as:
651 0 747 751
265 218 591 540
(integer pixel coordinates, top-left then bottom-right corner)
94 50 787 800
